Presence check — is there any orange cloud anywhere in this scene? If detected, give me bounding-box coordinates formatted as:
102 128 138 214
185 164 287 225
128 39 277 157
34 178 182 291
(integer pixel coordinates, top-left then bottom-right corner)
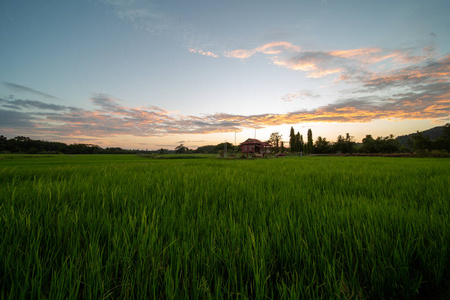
329 48 382 58
362 55 450 89
226 41 444 81
271 55 342 78
225 41 301 59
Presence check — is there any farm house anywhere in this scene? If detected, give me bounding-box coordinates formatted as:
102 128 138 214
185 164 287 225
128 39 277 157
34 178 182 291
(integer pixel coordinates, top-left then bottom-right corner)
240 138 272 158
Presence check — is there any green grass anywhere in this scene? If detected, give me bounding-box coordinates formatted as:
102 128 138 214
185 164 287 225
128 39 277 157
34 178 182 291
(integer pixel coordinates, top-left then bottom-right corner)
1 155 449 299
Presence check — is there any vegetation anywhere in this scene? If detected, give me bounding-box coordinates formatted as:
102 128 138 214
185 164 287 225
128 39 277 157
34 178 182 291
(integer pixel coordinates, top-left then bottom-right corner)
1 124 448 156
289 127 303 153
175 144 190 154
396 124 449 146
360 134 401 153
286 124 449 155
0 136 149 155
1 155 449 299
306 128 314 154
268 132 282 153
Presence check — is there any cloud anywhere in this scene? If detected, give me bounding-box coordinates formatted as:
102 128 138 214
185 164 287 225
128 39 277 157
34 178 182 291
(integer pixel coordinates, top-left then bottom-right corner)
0 109 35 128
361 55 450 91
226 42 350 78
1 90 447 137
147 105 169 113
281 92 321 102
100 0 198 42
1 51 448 139
270 50 343 78
208 88 449 126
225 41 301 59
225 41 438 79
188 48 219 58
90 93 124 112
187 140 205 143
99 0 221 62
14 92 244 137
2 82 58 99
205 53 449 126
0 96 80 112
101 0 171 35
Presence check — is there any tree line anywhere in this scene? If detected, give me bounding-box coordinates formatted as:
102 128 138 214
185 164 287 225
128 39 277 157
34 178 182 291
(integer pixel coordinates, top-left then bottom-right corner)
0 136 151 154
0 135 238 155
2 123 448 155
278 124 450 155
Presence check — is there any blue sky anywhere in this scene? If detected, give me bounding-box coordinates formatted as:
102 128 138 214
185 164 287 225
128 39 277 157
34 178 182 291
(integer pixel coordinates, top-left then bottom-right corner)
1 0 449 149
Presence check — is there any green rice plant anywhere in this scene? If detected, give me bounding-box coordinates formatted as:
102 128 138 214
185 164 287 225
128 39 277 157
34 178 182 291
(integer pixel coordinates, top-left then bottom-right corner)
0 155 449 299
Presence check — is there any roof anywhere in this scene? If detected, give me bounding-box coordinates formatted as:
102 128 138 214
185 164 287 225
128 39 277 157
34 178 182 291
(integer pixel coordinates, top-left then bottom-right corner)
240 138 272 146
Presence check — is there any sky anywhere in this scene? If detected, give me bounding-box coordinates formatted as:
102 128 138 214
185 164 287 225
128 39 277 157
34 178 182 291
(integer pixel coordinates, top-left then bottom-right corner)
1 0 449 150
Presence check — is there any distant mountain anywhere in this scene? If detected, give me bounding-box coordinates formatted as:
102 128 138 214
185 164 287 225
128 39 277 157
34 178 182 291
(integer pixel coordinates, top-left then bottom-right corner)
396 125 445 146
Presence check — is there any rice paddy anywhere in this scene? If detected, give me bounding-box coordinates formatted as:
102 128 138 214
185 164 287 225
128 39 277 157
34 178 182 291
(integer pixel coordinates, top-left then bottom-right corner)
0 154 449 299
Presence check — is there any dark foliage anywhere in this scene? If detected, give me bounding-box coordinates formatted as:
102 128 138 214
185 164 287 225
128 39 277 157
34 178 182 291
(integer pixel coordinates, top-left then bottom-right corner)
0 135 150 154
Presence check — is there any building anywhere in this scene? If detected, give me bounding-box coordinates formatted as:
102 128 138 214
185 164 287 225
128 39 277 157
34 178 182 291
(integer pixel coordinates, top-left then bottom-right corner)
239 138 272 158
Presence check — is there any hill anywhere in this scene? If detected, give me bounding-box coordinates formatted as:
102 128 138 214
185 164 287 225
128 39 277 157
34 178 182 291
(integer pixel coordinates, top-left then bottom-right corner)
396 125 446 146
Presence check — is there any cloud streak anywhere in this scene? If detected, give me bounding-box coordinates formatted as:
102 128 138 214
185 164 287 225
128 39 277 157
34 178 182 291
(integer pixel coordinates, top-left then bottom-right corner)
3 82 59 99
101 0 175 36
0 97 80 112
281 92 321 102
225 41 301 59
188 48 219 58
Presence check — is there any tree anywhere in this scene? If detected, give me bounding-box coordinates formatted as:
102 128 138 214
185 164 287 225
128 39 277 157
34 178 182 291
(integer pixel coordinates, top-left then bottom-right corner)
434 123 450 152
0 135 7 151
444 123 450 139
382 135 400 153
269 132 282 153
411 131 432 152
214 142 234 153
14 136 31 142
158 148 168 154
289 127 296 153
297 132 303 153
306 128 313 154
344 133 355 153
193 145 216 154
315 136 331 154
333 133 355 153
361 135 376 153
280 141 285 153
175 144 188 154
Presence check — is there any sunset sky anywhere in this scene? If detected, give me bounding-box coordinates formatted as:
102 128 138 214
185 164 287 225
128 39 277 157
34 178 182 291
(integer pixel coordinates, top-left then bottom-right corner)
1 0 449 150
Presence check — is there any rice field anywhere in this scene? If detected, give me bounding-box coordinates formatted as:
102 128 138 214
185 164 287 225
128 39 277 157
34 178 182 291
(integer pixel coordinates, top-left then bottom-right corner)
0 154 449 299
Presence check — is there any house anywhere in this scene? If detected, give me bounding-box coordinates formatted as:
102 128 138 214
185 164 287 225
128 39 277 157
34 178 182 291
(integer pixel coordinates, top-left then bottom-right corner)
239 138 272 158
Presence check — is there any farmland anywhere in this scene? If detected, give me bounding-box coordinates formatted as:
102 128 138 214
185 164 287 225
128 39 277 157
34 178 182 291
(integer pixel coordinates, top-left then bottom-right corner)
1 154 449 299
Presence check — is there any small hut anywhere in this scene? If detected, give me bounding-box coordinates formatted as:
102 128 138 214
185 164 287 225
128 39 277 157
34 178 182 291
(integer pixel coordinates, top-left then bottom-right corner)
239 138 272 158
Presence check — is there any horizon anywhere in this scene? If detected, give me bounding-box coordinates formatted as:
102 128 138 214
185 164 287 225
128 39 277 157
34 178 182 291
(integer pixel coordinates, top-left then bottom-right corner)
2 122 446 151
1 0 449 150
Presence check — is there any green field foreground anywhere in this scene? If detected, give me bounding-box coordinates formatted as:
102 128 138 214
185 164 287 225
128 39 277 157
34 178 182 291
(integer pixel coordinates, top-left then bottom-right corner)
0 155 449 299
